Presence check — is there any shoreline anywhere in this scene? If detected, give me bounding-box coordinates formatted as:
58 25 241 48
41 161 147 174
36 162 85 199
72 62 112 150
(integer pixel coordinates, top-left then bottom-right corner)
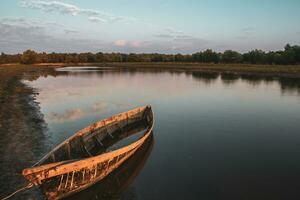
1 63 300 78
0 65 50 199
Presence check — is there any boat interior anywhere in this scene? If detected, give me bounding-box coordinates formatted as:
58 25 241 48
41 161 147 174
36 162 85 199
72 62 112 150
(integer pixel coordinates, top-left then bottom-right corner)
36 106 153 167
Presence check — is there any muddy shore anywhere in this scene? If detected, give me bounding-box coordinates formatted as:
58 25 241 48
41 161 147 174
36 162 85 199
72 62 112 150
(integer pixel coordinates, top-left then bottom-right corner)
0 66 55 199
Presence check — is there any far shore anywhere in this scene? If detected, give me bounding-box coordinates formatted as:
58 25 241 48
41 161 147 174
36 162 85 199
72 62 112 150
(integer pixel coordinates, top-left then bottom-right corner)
1 62 300 78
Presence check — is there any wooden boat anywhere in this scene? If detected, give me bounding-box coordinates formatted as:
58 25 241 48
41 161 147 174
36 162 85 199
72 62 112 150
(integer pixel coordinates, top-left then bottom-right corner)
22 105 154 199
66 131 154 200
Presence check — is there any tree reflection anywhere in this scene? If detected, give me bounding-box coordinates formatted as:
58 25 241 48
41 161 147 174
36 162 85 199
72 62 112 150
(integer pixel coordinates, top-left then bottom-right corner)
191 71 219 85
220 73 240 85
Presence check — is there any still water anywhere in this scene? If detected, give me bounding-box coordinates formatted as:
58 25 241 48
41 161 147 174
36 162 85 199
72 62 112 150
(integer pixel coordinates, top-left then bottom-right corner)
5 67 300 199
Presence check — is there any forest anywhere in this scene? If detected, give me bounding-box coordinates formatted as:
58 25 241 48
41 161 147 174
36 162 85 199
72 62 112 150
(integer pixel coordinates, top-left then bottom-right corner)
0 44 300 65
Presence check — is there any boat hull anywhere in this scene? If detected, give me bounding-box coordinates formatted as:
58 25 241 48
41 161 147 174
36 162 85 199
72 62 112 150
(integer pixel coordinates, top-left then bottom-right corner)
22 106 154 199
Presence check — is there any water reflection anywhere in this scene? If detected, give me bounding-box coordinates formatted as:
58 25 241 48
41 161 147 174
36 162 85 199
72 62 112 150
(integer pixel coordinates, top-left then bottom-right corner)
275 77 300 95
191 71 219 85
239 74 300 94
2 66 300 200
220 73 240 85
66 133 154 200
46 101 124 123
24 67 300 95
56 66 115 72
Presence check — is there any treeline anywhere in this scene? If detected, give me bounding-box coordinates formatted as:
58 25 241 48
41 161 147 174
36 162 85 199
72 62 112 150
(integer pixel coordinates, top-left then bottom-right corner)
0 44 300 65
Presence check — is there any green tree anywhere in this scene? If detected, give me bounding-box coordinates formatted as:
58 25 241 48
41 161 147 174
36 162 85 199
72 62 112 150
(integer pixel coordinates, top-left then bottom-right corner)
0 53 7 64
86 52 96 62
222 50 242 63
282 44 300 64
21 49 37 64
243 49 266 64
174 54 184 62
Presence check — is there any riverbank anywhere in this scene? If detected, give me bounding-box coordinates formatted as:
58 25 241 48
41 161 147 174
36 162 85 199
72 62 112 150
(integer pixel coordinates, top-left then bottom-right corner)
2 63 300 78
0 65 53 199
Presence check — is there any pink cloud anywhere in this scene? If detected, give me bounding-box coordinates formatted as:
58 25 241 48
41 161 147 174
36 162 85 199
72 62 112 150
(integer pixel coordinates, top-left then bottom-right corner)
114 39 127 46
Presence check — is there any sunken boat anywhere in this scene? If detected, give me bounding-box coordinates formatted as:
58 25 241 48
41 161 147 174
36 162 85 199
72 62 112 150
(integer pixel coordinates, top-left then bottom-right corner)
66 131 154 200
22 106 154 199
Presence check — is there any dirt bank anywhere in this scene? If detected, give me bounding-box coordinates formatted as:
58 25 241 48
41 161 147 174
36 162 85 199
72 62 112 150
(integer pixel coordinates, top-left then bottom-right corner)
0 66 55 199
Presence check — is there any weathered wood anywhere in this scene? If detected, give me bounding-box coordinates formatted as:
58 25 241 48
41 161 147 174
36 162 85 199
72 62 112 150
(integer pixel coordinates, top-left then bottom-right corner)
22 105 154 200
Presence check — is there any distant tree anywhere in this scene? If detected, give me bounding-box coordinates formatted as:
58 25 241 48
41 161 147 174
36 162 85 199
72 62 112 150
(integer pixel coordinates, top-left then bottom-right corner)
78 53 88 63
36 52 48 63
221 50 242 63
47 52 60 63
152 54 163 62
192 50 217 63
86 52 96 62
21 49 37 64
0 53 7 64
243 49 266 64
183 54 193 62
265 51 277 65
174 54 184 62
127 53 140 62
108 53 122 62
0 44 299 65
65 54 74 63
282 44 300 64
95 52 104 62
293 45 300 64
285 43 292 51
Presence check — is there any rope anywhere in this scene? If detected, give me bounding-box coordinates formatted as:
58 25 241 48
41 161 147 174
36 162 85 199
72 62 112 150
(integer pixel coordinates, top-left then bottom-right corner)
1 183 33 200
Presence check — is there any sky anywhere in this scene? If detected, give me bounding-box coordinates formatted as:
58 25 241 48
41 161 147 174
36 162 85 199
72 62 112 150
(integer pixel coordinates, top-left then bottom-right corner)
0 0 300 54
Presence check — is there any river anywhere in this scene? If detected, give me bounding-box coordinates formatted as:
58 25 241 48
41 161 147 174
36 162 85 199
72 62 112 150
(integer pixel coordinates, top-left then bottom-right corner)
2 66 300 199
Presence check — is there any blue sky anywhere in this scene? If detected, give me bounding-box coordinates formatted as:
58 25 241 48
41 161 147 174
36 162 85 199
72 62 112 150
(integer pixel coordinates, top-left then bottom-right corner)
0 0 299 53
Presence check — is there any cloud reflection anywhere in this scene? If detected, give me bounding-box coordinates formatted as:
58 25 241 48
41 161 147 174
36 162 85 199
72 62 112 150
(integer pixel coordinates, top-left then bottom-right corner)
48 108 84 123
46 101 113 123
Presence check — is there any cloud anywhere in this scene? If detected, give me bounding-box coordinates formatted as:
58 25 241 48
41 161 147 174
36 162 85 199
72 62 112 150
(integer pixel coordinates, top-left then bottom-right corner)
88 16 107 23
1 17 27 24
113 40 144 48
155 26 203 43
22 0 81 15
110 39 209 54
0 19 209 53
155 27 186 40
21 0 128 23
236 27 255 40
131 41 141 47
154 26 209 52
0 17 211 54
164 27 184 35
0 17 108 53
0 17 68 30
114 40 127 47
155 34 173 39
64 29 79 34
